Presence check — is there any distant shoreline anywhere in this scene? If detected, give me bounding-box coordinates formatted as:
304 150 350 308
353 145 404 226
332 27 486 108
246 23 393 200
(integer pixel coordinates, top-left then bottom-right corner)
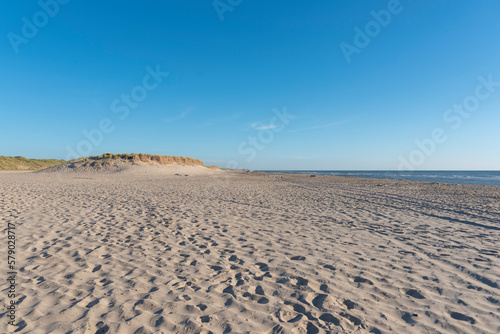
257 170 500 187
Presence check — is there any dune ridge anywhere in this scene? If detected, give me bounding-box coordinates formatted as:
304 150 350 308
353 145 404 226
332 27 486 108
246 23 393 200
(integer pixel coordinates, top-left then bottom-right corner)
0 156 66 170
40 153 207 173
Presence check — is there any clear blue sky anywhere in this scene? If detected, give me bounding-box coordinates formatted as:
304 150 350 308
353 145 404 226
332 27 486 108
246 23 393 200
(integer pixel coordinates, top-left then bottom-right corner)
1 0 499 170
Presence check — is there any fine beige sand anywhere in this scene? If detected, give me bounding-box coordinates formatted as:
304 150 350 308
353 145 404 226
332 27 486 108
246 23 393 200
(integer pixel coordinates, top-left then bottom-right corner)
1 167 499 333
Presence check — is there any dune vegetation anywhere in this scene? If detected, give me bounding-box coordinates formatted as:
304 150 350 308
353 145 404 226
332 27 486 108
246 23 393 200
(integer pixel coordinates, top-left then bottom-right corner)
1 153 210 172
80 153 205 167
0 156 67 171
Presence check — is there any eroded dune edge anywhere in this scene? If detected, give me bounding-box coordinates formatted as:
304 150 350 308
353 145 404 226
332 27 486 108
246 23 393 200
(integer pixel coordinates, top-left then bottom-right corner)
1 168 499 334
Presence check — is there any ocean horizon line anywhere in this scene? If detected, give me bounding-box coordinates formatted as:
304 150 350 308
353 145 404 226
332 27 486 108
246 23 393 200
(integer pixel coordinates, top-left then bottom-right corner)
256 170 500 187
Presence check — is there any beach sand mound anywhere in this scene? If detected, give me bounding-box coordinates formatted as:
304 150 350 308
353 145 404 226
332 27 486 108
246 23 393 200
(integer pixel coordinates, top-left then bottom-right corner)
39 153 220 175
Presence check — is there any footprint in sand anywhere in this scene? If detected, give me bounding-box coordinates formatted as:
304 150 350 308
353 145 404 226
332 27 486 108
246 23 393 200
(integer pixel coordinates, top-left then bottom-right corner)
339 312 363 326
196 303 207 311
323 265 336 271
270 324 285 334
276 277 289 284
242 291 269 304
306 322 319 334
353 276 373 285
343 299 357 310
255 262 270 271
287 314 302 323
95 322 110 334
401 312 417 325
86 299 100 308
312 294 328 309
223 285 236 298
405 289 425 299
295 277 308 287
486 297 499 304
200 315 212 323
319 313 340 326
15 320 27 332
234 272 245 286
257 297 269 304
450 312 476 324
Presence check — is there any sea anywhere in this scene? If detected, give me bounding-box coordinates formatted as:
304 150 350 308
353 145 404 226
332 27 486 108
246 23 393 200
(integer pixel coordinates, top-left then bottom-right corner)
259 170 500 187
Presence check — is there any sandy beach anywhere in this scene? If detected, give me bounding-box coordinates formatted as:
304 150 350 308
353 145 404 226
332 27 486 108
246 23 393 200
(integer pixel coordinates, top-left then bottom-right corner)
1 167 499 333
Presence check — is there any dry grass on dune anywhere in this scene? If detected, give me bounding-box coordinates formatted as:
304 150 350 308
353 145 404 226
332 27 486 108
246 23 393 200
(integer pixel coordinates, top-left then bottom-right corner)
38 153 207 172
85 153 205 166
0 156 66 170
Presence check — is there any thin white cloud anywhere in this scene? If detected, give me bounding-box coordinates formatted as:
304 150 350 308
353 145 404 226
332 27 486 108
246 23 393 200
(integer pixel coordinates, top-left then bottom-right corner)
253 124 278 130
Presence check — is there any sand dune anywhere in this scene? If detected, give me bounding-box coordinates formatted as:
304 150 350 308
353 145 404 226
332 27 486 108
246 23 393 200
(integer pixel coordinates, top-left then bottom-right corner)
0 170 499 333
40 154 209 175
